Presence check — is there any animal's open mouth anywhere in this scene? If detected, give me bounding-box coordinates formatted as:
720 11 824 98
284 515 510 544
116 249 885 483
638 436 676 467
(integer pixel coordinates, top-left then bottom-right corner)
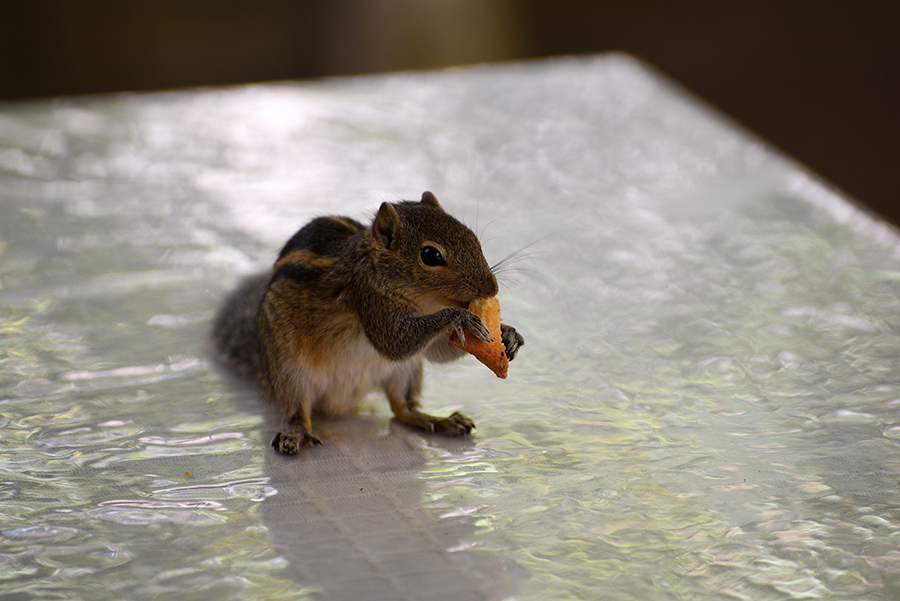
418 296 469 315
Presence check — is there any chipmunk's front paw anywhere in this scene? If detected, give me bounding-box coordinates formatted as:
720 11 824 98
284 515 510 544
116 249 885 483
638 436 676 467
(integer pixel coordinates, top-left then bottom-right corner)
445 307 492 346
501 323 524 361
272 430 323 455
429 411 475 437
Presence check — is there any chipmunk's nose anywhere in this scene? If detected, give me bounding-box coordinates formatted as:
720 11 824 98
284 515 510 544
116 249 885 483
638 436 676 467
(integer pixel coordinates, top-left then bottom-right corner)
478 272 499 298
460 275 497 303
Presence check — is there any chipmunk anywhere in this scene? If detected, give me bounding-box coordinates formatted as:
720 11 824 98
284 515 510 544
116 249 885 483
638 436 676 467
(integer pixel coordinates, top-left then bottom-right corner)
212 192 524 454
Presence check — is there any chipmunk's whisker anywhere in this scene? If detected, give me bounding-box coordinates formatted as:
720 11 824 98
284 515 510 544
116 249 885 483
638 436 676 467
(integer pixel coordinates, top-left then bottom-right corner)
490 234 551 273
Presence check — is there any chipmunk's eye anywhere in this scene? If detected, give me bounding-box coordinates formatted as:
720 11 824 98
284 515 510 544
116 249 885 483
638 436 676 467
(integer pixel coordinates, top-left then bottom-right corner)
421 245 446 267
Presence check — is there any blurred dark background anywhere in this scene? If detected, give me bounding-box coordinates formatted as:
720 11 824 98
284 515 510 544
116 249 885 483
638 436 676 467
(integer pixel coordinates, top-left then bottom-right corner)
2 1 898 223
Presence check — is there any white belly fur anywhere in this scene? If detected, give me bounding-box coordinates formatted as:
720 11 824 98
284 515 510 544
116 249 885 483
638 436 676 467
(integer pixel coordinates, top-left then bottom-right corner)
289 328 416 416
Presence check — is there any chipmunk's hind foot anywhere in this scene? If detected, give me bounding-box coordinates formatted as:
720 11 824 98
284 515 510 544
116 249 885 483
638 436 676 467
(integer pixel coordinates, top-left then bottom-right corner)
432 411 476 436
385 361 475 437
395 408 475 437
271 430 323 455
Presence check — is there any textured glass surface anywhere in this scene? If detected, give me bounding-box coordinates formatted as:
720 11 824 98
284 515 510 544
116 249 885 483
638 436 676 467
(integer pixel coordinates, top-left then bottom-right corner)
3 54 900 600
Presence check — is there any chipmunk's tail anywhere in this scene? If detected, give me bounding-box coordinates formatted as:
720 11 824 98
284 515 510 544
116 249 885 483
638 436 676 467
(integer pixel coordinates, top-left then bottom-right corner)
210 272 269 381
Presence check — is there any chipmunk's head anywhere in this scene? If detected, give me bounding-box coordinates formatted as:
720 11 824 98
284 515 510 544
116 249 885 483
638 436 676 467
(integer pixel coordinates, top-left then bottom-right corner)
370 192 498 313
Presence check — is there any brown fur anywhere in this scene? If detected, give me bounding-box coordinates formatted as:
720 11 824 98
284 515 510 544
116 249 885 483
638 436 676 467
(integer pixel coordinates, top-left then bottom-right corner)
273 249 337 272
211 192 524 454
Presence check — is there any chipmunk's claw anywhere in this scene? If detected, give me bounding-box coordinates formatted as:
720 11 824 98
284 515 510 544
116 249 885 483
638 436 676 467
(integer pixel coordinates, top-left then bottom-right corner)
453 323 467 346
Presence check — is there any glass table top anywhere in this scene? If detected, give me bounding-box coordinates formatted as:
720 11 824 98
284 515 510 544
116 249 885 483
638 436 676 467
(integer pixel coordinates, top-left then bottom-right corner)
2 54 900 600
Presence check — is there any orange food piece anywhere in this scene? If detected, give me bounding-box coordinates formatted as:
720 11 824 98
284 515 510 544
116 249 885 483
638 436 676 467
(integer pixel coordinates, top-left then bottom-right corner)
449 296 508 379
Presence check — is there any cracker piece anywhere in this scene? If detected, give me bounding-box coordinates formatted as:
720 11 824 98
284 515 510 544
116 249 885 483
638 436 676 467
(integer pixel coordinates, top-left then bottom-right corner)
449 296 508 379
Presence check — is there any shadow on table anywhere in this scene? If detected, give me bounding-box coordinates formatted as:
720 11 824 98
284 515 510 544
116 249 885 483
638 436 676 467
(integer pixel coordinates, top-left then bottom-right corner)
256 408 519 601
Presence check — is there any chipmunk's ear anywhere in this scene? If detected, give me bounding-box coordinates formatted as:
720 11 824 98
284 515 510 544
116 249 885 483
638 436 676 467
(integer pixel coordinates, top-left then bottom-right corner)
420 191 443 211
372 202 403 251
